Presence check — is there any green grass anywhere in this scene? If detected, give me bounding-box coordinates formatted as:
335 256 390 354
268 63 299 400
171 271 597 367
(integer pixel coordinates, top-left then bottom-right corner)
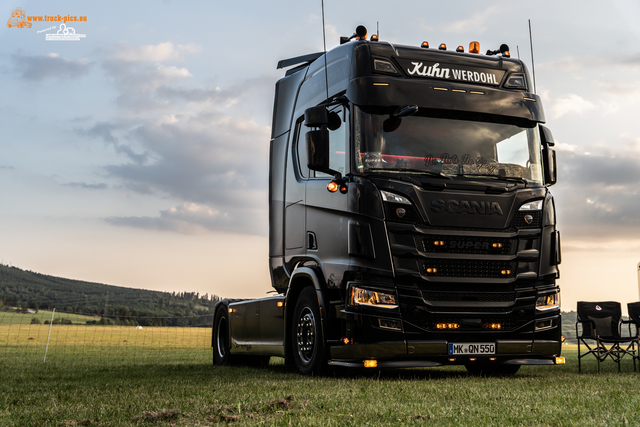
1 346 639 426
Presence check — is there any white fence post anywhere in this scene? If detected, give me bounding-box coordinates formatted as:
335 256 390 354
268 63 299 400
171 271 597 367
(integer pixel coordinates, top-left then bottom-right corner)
43 308 55 363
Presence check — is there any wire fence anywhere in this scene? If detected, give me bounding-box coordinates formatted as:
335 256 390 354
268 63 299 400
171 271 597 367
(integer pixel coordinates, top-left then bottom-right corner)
0 309 214 366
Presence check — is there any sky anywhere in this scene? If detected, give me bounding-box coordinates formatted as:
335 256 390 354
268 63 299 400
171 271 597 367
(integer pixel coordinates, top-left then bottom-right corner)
1 0 640 313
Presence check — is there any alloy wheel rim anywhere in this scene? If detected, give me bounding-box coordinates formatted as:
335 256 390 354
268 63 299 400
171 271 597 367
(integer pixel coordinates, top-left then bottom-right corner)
296 307 315 363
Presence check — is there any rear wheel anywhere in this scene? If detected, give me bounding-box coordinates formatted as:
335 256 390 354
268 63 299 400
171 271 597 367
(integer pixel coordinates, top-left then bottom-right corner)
465 363 520 376
291 287 326 375
213 307 232 365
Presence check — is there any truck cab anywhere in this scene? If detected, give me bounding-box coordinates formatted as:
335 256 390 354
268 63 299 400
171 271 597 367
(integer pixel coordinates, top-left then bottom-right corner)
213 28 562 375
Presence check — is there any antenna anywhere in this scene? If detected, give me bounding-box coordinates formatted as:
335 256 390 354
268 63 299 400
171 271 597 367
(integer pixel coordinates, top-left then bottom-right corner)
321 0 330 101
517 45 520 60
528 19 537 94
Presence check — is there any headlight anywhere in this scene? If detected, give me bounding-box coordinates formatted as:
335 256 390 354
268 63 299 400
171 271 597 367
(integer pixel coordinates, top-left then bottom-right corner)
519 200 543 211
536 292 560 311
380 190 411 204
350 287 398 309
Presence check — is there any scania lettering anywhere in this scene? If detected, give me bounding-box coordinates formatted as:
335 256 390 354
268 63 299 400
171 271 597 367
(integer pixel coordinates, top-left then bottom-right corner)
430 199 504 215
212 25 563 375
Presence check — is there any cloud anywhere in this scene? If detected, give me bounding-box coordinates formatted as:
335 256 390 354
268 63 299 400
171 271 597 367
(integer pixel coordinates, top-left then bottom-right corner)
81 41 274 236
64 182 108 190
106 202 266 235
101 59 193 110
103 42 201 62
554 145 640 240
548 94 597 119
438 6 501 34
102 114 270 208
78 121 150 165
12 52 93 81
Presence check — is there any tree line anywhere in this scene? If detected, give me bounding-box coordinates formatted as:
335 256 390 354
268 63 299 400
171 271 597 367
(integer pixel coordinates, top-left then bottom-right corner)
0 264 221 327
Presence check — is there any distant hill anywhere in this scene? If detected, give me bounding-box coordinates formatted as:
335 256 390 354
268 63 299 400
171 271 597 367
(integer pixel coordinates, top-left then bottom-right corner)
0 264 219 327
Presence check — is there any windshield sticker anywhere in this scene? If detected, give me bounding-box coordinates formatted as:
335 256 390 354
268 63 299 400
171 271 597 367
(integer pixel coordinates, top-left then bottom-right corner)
397 59 505 86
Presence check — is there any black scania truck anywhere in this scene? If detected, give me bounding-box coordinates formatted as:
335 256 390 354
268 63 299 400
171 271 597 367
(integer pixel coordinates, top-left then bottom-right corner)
213 26 563 375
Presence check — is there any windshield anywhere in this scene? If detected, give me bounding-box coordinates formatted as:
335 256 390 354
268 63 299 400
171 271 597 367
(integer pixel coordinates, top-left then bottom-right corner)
354 107 544 185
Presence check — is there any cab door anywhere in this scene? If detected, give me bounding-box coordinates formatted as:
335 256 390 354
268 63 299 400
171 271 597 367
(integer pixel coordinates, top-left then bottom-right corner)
302 105 350 286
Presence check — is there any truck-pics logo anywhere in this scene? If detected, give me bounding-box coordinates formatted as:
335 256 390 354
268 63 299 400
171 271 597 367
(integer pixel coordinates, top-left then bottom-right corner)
431 199 504 215
6 7 31 28
7 7 87 39
45 23 86 41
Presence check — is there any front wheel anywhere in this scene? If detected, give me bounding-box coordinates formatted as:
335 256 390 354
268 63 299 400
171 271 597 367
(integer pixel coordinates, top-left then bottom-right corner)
213 307 233 365
291 287 326 375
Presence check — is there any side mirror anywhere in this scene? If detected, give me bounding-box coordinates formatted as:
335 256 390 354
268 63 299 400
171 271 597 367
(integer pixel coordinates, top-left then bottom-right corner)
306 129 332 173
540 125 557 186
304 106 328 127
382 105 418 133
305 106 340 177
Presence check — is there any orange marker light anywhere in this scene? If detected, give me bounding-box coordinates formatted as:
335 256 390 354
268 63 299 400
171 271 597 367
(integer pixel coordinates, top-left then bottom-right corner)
469 41 480 54
456 45 464 53
327 181 339 192
371 34 379 42
503 51 511 58
421 41 429 49
439 43 447 51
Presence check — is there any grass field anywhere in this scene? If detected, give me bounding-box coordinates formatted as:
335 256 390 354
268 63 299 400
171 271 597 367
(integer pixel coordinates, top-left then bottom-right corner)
1 325 639 426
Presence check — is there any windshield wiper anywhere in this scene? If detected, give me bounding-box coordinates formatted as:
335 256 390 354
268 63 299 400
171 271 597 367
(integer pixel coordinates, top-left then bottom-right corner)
365 168 453 179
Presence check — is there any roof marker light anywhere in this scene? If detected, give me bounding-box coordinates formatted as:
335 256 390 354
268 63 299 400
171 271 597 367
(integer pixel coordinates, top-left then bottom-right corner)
456 46 464 53
421 41 429 48
439 43 447 50
371 34 379 42
503 51 511 58
469 41 481 54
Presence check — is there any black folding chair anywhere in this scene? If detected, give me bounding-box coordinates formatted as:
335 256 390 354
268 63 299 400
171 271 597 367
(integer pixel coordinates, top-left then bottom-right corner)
626 302 640 370
576 301 636 373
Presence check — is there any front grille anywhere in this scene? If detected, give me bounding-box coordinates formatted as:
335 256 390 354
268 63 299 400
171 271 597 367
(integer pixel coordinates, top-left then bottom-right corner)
420 236 515 255
422 291 516 303
417 283 516 292
429 306 512 313
425 318 518 331
421 260 517 278
416 224 517 233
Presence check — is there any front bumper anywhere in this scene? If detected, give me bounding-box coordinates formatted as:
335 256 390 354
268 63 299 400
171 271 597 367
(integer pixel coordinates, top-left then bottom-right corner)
328 339 562 368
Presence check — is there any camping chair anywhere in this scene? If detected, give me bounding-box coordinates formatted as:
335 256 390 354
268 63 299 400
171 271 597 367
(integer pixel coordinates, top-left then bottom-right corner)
626 302 640 370
576 301 636 373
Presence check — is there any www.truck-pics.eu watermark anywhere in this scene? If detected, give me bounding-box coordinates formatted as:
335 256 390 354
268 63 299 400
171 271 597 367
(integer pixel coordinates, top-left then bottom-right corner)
7 7 87 41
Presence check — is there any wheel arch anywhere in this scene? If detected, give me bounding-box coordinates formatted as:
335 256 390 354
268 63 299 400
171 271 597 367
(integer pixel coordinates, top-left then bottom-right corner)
284 266 329 361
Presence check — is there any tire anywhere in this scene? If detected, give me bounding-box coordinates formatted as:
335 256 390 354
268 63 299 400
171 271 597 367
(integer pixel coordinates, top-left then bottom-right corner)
291 287 326 375
465 363 520 376
213 307 232 365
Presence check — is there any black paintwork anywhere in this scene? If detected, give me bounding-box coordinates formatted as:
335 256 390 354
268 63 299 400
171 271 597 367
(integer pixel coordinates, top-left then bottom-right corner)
222 38 562 369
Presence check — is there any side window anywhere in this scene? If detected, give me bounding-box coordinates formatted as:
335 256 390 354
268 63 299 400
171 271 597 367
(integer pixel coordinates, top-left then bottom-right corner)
322 105 348 177
294 119 309 178
295 105 348 179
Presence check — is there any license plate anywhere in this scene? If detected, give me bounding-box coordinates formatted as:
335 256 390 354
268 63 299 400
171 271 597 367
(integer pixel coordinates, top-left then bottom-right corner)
448 343 495 355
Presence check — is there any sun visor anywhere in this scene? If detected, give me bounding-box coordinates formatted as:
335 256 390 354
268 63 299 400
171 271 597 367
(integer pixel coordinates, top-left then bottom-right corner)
346 77 545 124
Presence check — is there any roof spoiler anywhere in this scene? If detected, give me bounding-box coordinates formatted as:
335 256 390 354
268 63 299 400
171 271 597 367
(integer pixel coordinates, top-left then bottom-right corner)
277 52 323 69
